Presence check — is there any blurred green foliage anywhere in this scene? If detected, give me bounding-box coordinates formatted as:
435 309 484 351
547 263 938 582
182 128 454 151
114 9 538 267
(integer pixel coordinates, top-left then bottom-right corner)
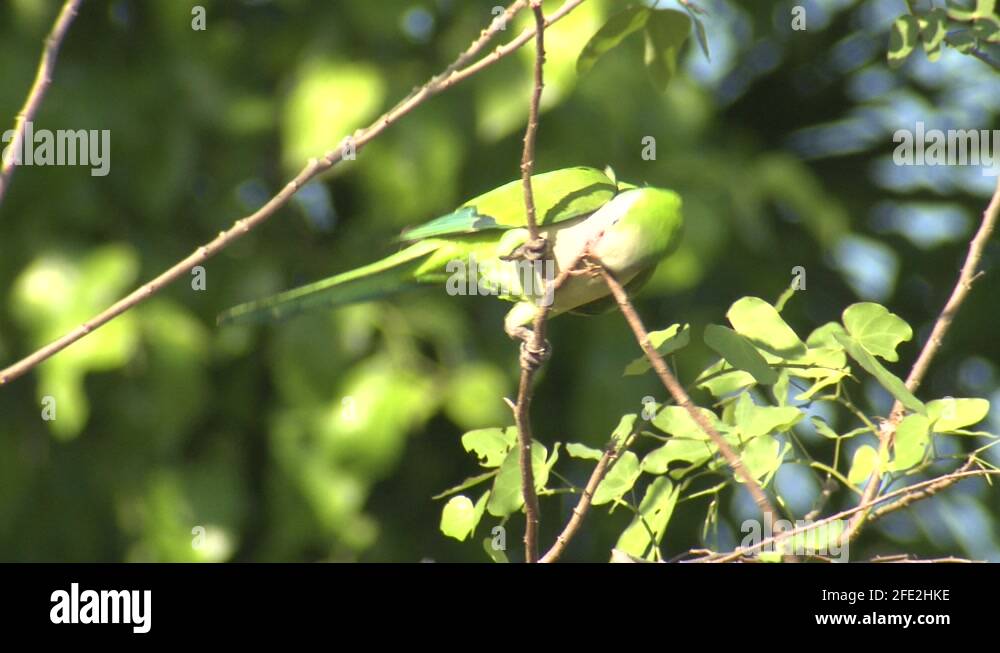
0 0 998 561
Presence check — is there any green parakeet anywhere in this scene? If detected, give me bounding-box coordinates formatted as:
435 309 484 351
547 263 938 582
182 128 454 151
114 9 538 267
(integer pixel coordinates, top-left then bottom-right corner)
219 166 683 340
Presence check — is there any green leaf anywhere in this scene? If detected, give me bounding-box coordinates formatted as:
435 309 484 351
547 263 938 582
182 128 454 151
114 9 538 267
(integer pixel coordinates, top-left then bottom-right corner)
643 9 691 92
576 6 650 75
683 4 711 61
440 493 488 541
772 371 790 406
889 414 930 471
733 392 804 439
739 435 785 482
612 413 638 445
833 331 925 414
847 444 880 486
652 405 726 439
431 471 497 500
919 9 949 61
810 416 842 440
793 370 848 401
704 324 779 385
593 452 641 505
946 0 997 22
615 477 679 559
486 441 548 517
538 443 560 488
461 427 516 467
842 302 912 362
566 442 604 461
696 360 756 397
624 323 690 375
807 322 847 350
888 14 921 68
483 535 508 563
641 438 715 473
927 397 991 432
727 297 807 359
487 449 524 517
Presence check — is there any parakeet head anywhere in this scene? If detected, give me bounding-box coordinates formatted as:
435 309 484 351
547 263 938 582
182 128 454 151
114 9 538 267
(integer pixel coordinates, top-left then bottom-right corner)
592 186 684 274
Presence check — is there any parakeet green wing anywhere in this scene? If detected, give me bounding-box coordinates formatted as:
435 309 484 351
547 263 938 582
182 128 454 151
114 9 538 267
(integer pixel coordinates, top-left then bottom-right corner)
398 166 617 241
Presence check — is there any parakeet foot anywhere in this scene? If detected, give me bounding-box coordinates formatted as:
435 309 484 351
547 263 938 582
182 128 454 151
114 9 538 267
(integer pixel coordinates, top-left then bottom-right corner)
505 324 551 369
568 258 602 278
501 236 549 262
522 236 549 262
519 338 552 369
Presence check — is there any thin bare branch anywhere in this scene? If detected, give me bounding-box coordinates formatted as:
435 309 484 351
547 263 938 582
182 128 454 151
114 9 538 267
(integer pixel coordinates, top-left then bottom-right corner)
512 0 548 564
694 465 999 563
541 431 633 563
868 458 977 522
0 0 84 206
869 554 982 563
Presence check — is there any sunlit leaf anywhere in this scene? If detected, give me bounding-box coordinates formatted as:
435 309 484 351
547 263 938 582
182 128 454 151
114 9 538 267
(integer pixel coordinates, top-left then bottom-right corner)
623 323 690 375
927 397 991 432
440 495 477 541
612 414 638 445
696 359 756 397
704 324 779 385
593 452 641 505
727 297 806 359
652 405 726 439
567 442 604 460
889 414 930 471
847 445 880 486
615 477 679 559
833 331 925 413
842 302 912 362
733 392 803 439
739 435 785 482
462 427 517 468
641 438 715 473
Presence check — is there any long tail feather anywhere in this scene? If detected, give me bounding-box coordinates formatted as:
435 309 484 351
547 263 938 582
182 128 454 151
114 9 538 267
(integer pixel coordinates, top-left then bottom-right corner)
218 240 439 326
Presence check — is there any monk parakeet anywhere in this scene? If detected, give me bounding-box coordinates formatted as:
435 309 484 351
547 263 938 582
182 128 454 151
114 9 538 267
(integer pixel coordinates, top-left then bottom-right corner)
219 166 683 347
